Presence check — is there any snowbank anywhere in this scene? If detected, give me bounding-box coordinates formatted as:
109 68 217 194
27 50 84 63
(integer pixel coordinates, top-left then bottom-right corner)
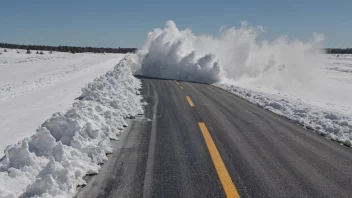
0 57 143 198
216 83 352 147
0 49 126 153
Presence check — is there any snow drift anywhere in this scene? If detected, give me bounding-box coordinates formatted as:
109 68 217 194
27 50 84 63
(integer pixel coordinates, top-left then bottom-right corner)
0 57 143 198
135 20 325 88
217 83 352 147
0 49 125 153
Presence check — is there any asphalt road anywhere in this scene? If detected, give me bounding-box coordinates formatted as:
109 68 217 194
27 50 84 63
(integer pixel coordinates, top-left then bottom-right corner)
77 77 352 198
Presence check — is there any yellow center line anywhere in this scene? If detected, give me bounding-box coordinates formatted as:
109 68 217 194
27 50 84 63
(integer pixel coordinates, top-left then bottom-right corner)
180 86 184 90
198 122 240 198
175 81 180 85
186 96 194 107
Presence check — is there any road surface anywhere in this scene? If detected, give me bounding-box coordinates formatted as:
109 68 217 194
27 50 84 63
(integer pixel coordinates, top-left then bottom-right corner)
77 77 352 198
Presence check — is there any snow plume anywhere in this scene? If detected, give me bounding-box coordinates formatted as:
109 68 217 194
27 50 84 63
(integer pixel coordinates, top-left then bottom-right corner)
135 21 221 84
135 20 325 88
0 57 143 198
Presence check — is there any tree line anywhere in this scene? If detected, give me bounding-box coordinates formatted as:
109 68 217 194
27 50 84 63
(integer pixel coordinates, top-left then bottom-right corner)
0 43 137 54
2 42 351 55
325 48 352 54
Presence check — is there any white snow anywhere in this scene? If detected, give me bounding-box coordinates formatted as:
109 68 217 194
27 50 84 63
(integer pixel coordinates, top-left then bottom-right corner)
134 21 352 147
134 20 324 86
216 54 352 147
0 20 351 197
0 52 143 197
0 49 126 153
135 21 221 83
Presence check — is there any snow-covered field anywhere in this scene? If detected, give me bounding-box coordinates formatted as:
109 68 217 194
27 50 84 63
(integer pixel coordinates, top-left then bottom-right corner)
0 50 143 197
0 49 126 153
216 54 352 147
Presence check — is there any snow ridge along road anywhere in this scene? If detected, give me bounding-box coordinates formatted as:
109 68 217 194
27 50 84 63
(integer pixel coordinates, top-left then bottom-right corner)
0 49 126 153
0 57 143 198
77 77 352 198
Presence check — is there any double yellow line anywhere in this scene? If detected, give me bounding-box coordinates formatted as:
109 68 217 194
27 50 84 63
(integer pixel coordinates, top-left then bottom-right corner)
184 93 240 198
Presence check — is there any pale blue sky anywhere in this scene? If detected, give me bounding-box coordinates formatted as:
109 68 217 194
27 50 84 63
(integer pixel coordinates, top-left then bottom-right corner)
1 0 351 48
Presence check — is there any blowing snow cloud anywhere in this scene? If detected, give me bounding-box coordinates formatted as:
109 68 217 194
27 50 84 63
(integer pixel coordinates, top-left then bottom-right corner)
134 20 325 88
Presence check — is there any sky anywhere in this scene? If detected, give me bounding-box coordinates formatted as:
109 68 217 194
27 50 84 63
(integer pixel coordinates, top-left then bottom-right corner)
1 0 351 48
